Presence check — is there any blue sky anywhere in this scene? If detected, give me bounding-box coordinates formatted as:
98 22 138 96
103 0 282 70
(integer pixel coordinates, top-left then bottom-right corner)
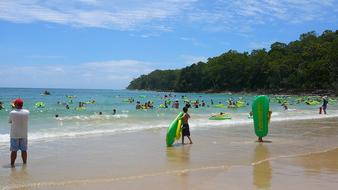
0 0 337 89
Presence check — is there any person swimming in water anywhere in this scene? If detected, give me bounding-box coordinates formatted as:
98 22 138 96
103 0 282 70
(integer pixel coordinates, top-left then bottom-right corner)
281 102 288 110
201 100 206 107
136 101 141 109
172 100 179 109
184 101 191 108
0 101 4 110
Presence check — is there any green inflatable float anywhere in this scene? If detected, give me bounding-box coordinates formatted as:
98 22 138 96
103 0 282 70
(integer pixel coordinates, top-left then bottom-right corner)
35 102 45 108
166 112 183 146
209 114 231 120
252 96 269 138
214 104 225 108
236 101 246 107
305 100 320 105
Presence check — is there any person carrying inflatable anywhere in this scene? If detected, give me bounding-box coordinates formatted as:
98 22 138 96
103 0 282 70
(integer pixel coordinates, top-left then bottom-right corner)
252 96 272 143
179 107 193 144
257 110 272 142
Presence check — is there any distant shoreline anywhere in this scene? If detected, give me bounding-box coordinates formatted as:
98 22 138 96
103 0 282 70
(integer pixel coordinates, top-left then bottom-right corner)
0 87 335 96
126 88 337 96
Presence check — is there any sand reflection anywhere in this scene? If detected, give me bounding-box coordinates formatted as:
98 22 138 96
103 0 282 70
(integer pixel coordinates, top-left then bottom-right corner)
253 144 272 189
166 144 191 166
166 144 192 188
8 164 30 188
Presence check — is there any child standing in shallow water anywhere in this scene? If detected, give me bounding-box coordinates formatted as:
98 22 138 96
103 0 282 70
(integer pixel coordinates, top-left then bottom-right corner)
181 107 193 144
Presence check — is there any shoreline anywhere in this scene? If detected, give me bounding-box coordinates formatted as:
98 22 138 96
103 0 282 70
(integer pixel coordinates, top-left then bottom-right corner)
3 86 335 96
1 113 337 146
126 88 337 96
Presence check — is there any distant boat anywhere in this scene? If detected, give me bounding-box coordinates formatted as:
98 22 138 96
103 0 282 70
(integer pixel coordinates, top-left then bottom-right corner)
41 90 51 96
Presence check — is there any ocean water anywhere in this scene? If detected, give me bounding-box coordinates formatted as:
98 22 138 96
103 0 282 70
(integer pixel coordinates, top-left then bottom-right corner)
0 88 337 147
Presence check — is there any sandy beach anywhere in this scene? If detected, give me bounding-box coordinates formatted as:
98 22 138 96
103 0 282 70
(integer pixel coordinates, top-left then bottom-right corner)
1 117 337 190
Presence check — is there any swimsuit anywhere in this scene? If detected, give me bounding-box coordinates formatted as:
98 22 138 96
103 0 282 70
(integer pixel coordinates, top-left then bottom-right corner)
182 123 190 136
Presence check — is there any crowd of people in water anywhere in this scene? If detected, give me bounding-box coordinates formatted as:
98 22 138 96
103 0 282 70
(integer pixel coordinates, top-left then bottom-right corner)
0 91 332 118
133 94 250 110
116 93 332 125
0 91 118 118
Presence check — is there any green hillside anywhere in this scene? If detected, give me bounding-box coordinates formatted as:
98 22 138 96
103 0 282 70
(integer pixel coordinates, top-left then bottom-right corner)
128 30 338 94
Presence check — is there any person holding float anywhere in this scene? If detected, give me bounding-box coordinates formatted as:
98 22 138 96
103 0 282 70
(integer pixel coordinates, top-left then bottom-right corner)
252 96 271 142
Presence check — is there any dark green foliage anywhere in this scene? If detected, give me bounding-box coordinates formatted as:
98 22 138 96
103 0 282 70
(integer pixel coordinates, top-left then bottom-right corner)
127 30 338 93
128 69 180 91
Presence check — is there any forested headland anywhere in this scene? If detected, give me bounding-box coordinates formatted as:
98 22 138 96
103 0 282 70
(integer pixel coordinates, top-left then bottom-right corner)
127 30 338 94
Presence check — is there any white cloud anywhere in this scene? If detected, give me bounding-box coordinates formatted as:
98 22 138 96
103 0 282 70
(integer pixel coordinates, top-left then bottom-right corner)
0 0 196 30
187 0 337 33
0 60 154 89
0 0 336 33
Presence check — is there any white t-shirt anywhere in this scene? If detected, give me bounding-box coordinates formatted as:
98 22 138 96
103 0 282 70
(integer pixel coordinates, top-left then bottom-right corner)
9 109 29 138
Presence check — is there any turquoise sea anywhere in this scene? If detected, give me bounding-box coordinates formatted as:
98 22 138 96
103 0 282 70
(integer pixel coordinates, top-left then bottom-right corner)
0 88 337 147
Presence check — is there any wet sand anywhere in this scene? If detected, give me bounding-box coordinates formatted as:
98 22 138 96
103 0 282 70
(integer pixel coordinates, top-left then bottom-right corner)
1 118 338 190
